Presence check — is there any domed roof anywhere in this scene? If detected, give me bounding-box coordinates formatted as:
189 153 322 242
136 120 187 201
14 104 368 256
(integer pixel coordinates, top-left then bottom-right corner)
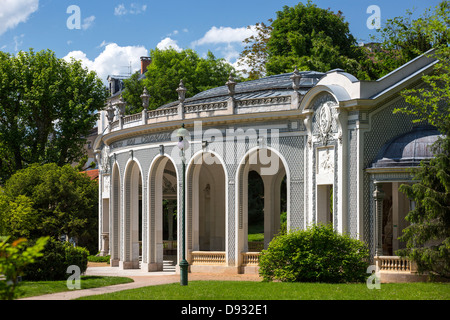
371 126 442 168
157 71 325 109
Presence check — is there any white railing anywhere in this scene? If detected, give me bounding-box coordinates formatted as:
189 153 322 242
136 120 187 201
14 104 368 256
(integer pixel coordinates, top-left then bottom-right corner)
375 256 414 272
184 101 227 114
242 252 260 266
236 95 291 108
108 94 296 132
123 113 142 125
190 251 226 265
147 107 178 119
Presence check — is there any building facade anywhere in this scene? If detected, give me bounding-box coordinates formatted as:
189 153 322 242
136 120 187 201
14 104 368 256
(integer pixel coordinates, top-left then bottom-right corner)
93 50 439 274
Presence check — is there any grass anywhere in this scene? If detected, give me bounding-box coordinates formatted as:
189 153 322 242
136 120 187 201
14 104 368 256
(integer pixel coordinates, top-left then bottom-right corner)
248 220 264 242
16 276 134 299
77 280 450 300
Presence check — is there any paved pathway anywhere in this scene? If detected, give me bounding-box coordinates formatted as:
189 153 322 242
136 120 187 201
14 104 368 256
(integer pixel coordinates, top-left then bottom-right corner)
19 265 261 300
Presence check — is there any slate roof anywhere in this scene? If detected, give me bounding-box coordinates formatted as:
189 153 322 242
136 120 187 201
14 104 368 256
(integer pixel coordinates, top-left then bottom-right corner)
157 71 325 109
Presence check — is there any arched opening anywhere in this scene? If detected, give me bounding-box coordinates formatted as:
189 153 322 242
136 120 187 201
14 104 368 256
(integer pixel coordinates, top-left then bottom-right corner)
187 152 227 264
122 160 142 269
146 156 178 272
238 148 288 255
247 170 264 251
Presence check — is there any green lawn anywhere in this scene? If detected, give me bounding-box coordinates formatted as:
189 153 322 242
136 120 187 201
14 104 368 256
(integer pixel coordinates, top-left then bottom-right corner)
16 276 134 299
77 280 450 300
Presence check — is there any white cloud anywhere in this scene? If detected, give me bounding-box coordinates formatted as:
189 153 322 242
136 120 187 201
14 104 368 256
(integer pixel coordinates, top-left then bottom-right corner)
114 4 126 16
130 3 147 14
81 15 95 30
14 34 24 51
156 37 182 52
192 25 257 47
191 25 259 69
114 3 147 16
0 0 39 35
63 43 148 83
98 40 111 48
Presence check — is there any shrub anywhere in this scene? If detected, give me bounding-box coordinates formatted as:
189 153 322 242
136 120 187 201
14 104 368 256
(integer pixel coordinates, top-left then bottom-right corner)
259 224 370 283
65 244 89 275
88 254 110 263
23 238 89 281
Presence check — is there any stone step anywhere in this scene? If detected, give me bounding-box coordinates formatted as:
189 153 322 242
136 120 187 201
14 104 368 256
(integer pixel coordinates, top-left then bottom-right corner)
163 260 176 272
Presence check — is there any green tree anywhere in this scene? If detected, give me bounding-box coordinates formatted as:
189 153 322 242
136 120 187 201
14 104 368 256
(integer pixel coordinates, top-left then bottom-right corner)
121 71 146 115
369 1 449 78
0 163 98 253
264 1 368 79
122 48 237 113
237 20 273 80
0 49 108 183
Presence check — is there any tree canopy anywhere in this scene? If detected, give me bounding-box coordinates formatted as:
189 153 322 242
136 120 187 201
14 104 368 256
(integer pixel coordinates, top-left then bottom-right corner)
237 21 273 80
369 0 450 79
122 48 237 113
238 1 369 80
0 49 108 184
0 163 98 253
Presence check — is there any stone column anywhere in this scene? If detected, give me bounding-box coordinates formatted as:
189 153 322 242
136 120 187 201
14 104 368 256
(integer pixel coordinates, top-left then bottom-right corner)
373 183 385 257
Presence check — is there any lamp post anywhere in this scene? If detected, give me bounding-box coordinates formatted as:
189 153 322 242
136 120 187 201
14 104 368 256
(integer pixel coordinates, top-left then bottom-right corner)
177 123 190 286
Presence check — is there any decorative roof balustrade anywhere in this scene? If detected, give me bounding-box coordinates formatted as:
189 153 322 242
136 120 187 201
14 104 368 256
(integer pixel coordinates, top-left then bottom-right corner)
105 70 325 133
147 106 178 119
184 101 228 114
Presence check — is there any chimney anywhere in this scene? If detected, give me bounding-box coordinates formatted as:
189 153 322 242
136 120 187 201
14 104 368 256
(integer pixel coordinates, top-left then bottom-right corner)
140 56 151 74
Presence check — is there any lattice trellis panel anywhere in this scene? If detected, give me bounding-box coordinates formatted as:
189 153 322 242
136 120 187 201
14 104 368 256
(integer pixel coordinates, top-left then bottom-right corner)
279 136 305 230
347 129 358 238
362 97 428 256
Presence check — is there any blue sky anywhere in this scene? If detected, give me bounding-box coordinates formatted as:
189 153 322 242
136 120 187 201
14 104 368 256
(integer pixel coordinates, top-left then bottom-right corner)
0 0 441 82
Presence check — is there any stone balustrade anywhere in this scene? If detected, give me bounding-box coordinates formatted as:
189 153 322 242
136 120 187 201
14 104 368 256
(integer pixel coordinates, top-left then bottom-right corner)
108 95 293 133
147 107 178 119
242 252 260 266
190 251 226 265
375 256 415 272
